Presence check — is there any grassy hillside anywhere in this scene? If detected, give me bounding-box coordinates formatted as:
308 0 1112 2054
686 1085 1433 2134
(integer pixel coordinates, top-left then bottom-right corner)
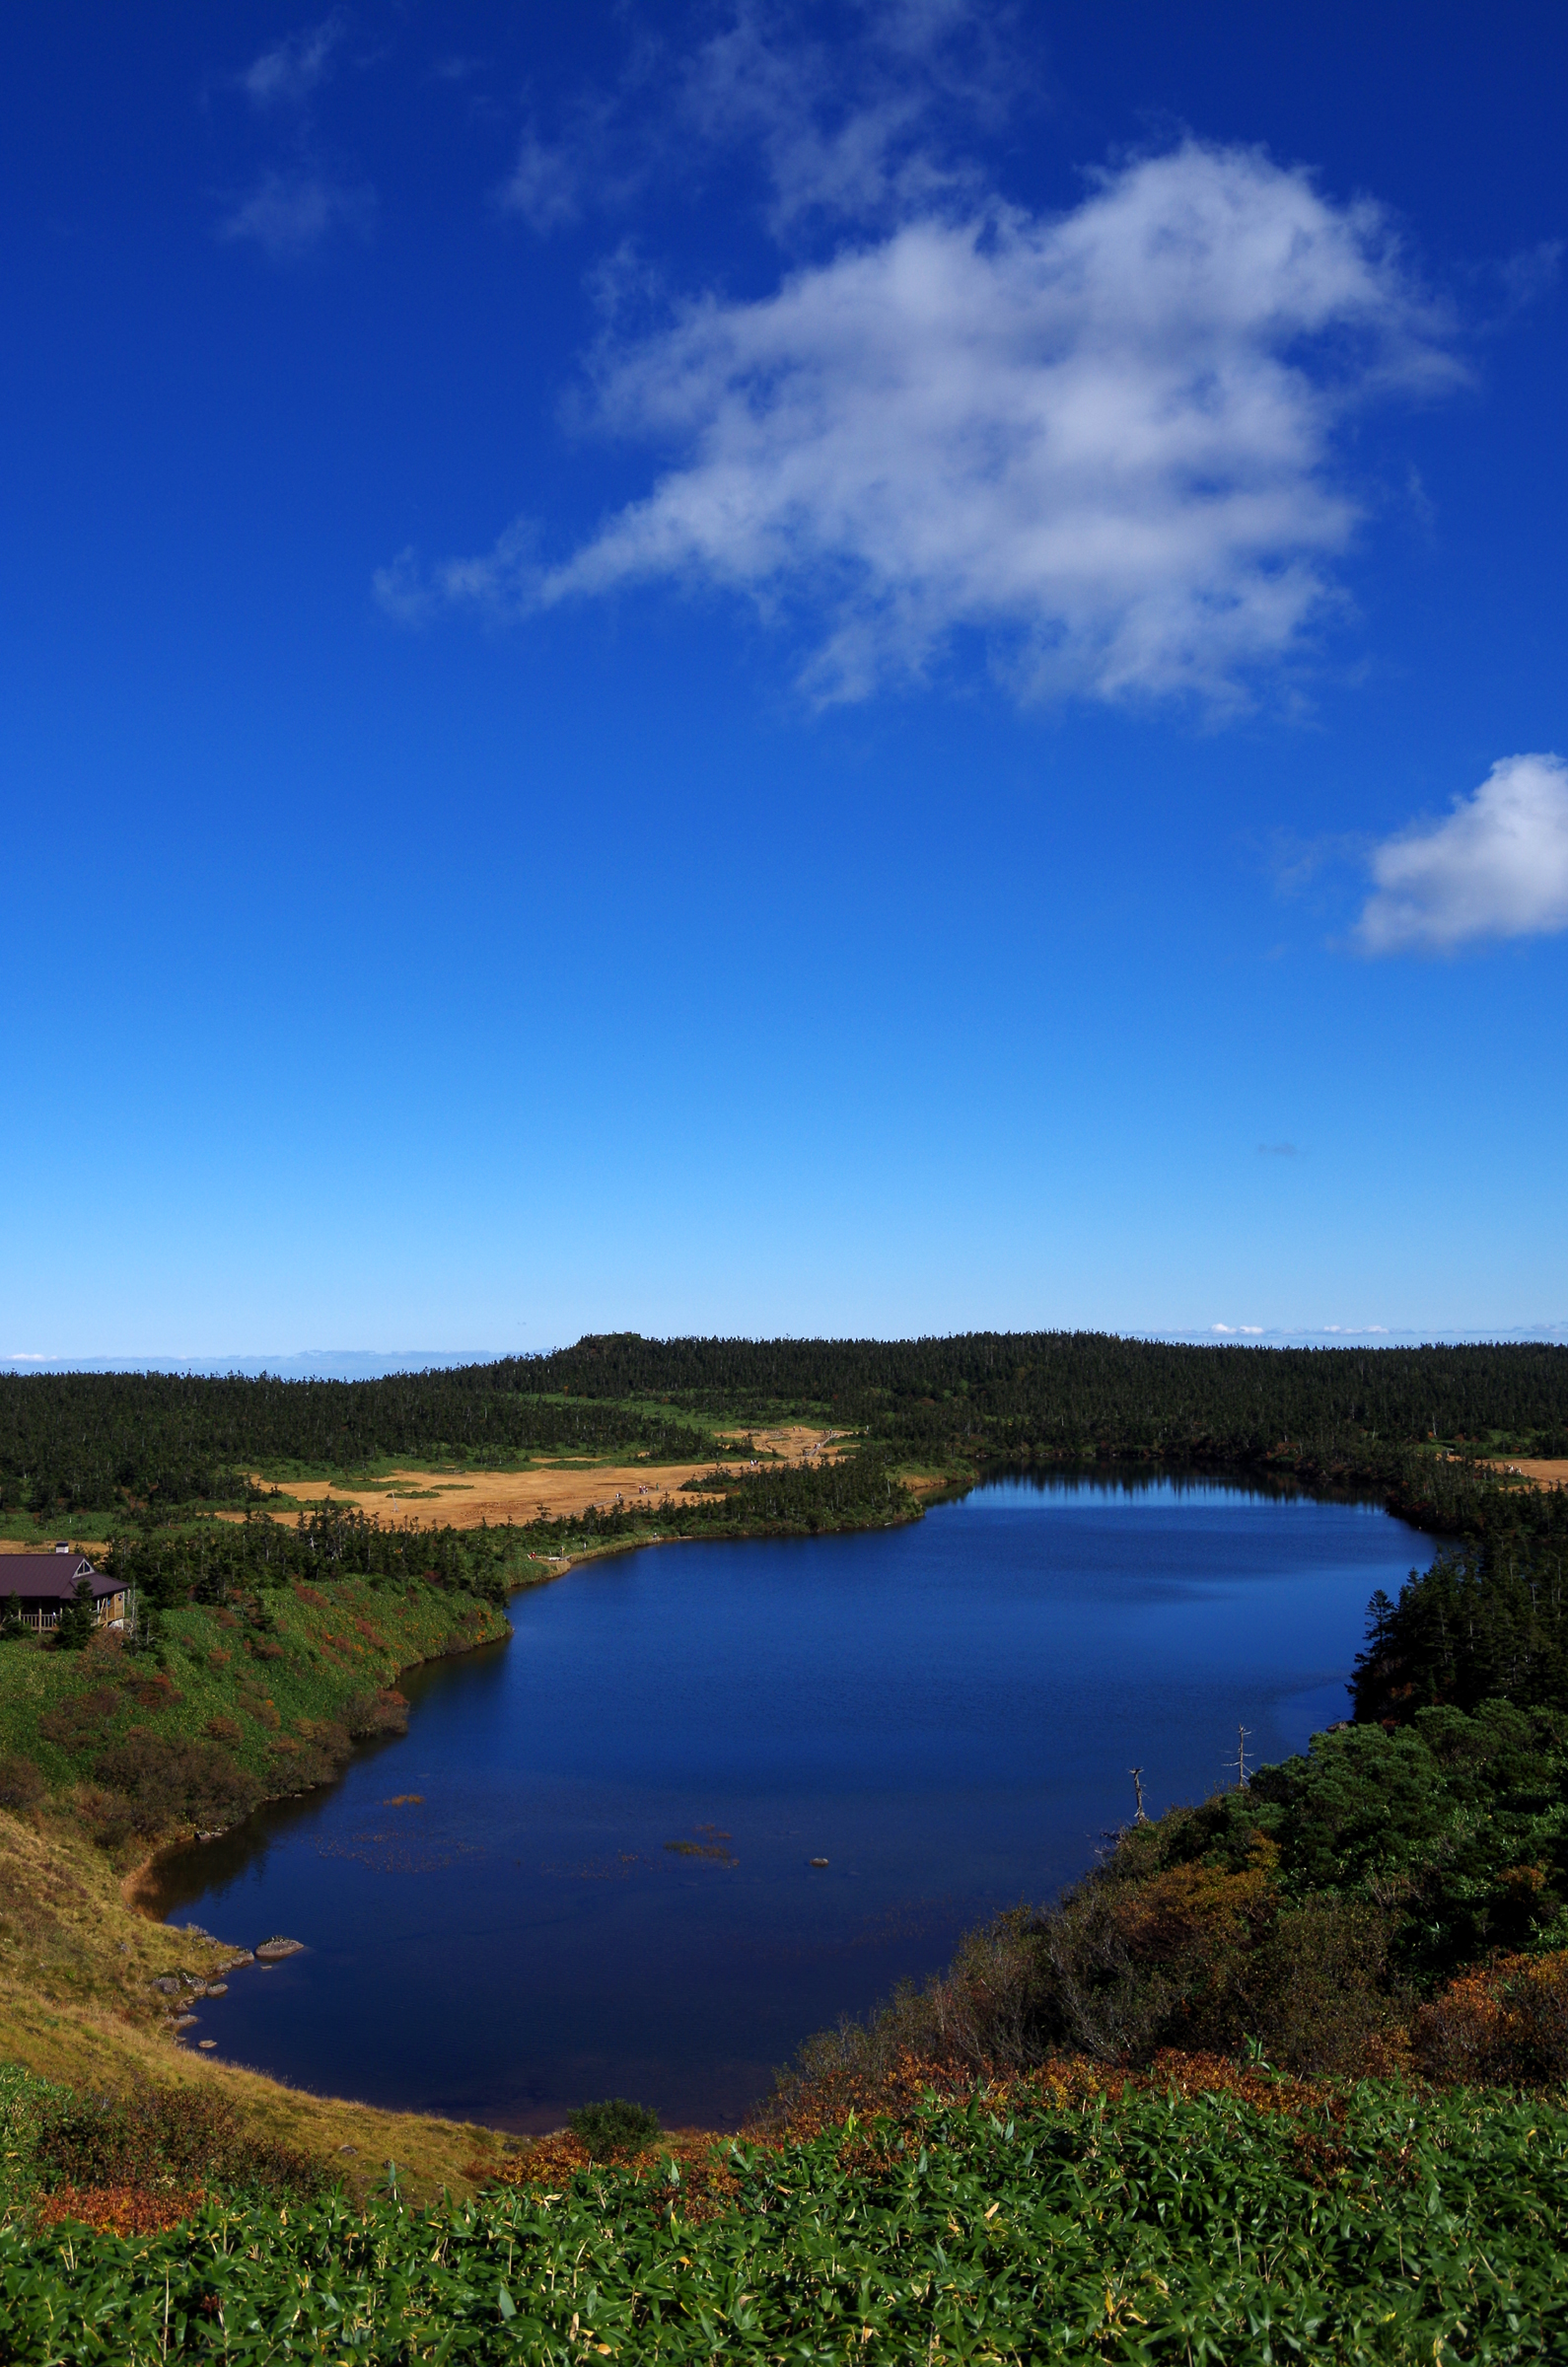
0 1550 516 1852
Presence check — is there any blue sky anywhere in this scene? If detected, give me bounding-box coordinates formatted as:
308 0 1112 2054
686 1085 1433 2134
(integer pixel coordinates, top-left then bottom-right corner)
4 1 1566 1359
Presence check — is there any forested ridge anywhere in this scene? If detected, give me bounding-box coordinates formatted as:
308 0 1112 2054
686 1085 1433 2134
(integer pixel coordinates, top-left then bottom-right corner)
535 1331 1568 1453
4 1332 1566 1514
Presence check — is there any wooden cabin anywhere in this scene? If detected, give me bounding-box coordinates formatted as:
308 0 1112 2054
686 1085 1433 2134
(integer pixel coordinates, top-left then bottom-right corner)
0 1545 126 1631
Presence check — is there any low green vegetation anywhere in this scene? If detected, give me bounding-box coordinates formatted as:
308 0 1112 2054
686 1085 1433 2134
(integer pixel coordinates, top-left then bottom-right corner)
4 2078 1568 2359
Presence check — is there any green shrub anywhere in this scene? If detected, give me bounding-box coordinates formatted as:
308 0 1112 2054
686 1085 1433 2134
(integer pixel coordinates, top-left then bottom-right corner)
10 2083 1568 2359
565 2098 662 2158
0 2062 70 2217
32 2085 327 2202
54 1576 99 1653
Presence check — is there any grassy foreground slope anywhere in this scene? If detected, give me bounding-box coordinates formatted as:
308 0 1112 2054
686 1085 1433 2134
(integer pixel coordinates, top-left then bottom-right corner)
0 1816 514 2208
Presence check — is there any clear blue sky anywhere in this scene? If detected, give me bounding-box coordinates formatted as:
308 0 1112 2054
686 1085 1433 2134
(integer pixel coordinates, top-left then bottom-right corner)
4 2 1565 1358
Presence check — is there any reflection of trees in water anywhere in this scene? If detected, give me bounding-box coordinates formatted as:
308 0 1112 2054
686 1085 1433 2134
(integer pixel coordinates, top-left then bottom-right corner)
986 1467 1325 1507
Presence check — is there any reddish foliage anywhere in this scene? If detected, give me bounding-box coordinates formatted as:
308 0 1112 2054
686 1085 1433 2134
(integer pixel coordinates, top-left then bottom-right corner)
38 2185 205 2236
752 2044 1348 2153
38 1688 122 1751
469 2128 749 2223
124 1673 181 1709
1411 1949 1568 2087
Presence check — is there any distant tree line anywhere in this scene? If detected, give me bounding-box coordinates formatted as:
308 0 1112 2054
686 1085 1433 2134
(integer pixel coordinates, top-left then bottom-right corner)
0 1369 719 1514
2 1331 1565 1516
536 1332 1568 1460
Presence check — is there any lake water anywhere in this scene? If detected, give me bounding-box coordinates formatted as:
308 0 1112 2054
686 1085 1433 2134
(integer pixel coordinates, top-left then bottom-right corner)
150 1473 1437 2130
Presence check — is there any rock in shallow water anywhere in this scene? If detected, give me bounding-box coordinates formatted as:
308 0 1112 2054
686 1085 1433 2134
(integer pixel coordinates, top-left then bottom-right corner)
254 1936 305 1961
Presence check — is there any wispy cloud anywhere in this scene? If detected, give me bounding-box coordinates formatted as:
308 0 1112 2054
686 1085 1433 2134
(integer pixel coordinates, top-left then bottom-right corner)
1257 1142 1298 1156
496 0 1020 243
217 12 372 260
677 0 1013 238
219 169 375 260
398 142 1460 709
1355 753 1568 953
243 12 346 110
501 124 605 234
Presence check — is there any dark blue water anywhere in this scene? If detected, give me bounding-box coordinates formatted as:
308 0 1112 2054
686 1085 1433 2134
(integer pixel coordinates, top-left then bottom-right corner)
150 1474 1436 2129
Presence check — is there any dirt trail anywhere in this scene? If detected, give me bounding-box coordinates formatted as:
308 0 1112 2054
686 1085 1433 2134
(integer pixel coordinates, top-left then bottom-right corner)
1481 1457 1568 1489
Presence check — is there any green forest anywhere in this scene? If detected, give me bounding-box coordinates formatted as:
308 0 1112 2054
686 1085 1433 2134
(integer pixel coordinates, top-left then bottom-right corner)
4 1331 1566 1515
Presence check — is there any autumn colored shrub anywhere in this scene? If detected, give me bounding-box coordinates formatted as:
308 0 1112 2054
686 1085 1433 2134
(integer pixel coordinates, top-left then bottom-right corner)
1411 1950 1568 2088
343 1687 409 1738
37 1687 122 1755
89 1730 262 1843
36 2184 204 2236
122 1672 180 1710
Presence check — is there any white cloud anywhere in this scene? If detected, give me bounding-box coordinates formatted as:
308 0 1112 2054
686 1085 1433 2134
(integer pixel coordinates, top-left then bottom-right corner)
219 170 375 259
1355 753 1568 953
243 13 345 109
411 142 1458 706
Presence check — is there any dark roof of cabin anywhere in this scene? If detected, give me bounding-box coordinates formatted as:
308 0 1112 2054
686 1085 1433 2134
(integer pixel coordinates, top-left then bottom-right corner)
0 1555 120 1603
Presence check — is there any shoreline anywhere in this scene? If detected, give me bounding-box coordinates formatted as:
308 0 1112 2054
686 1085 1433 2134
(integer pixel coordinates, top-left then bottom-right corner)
119 1442 1448 1929
119 1598 524 1936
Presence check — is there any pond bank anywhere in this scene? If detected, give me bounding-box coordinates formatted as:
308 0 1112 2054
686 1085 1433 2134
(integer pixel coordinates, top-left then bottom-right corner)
144 1472 1440 2131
